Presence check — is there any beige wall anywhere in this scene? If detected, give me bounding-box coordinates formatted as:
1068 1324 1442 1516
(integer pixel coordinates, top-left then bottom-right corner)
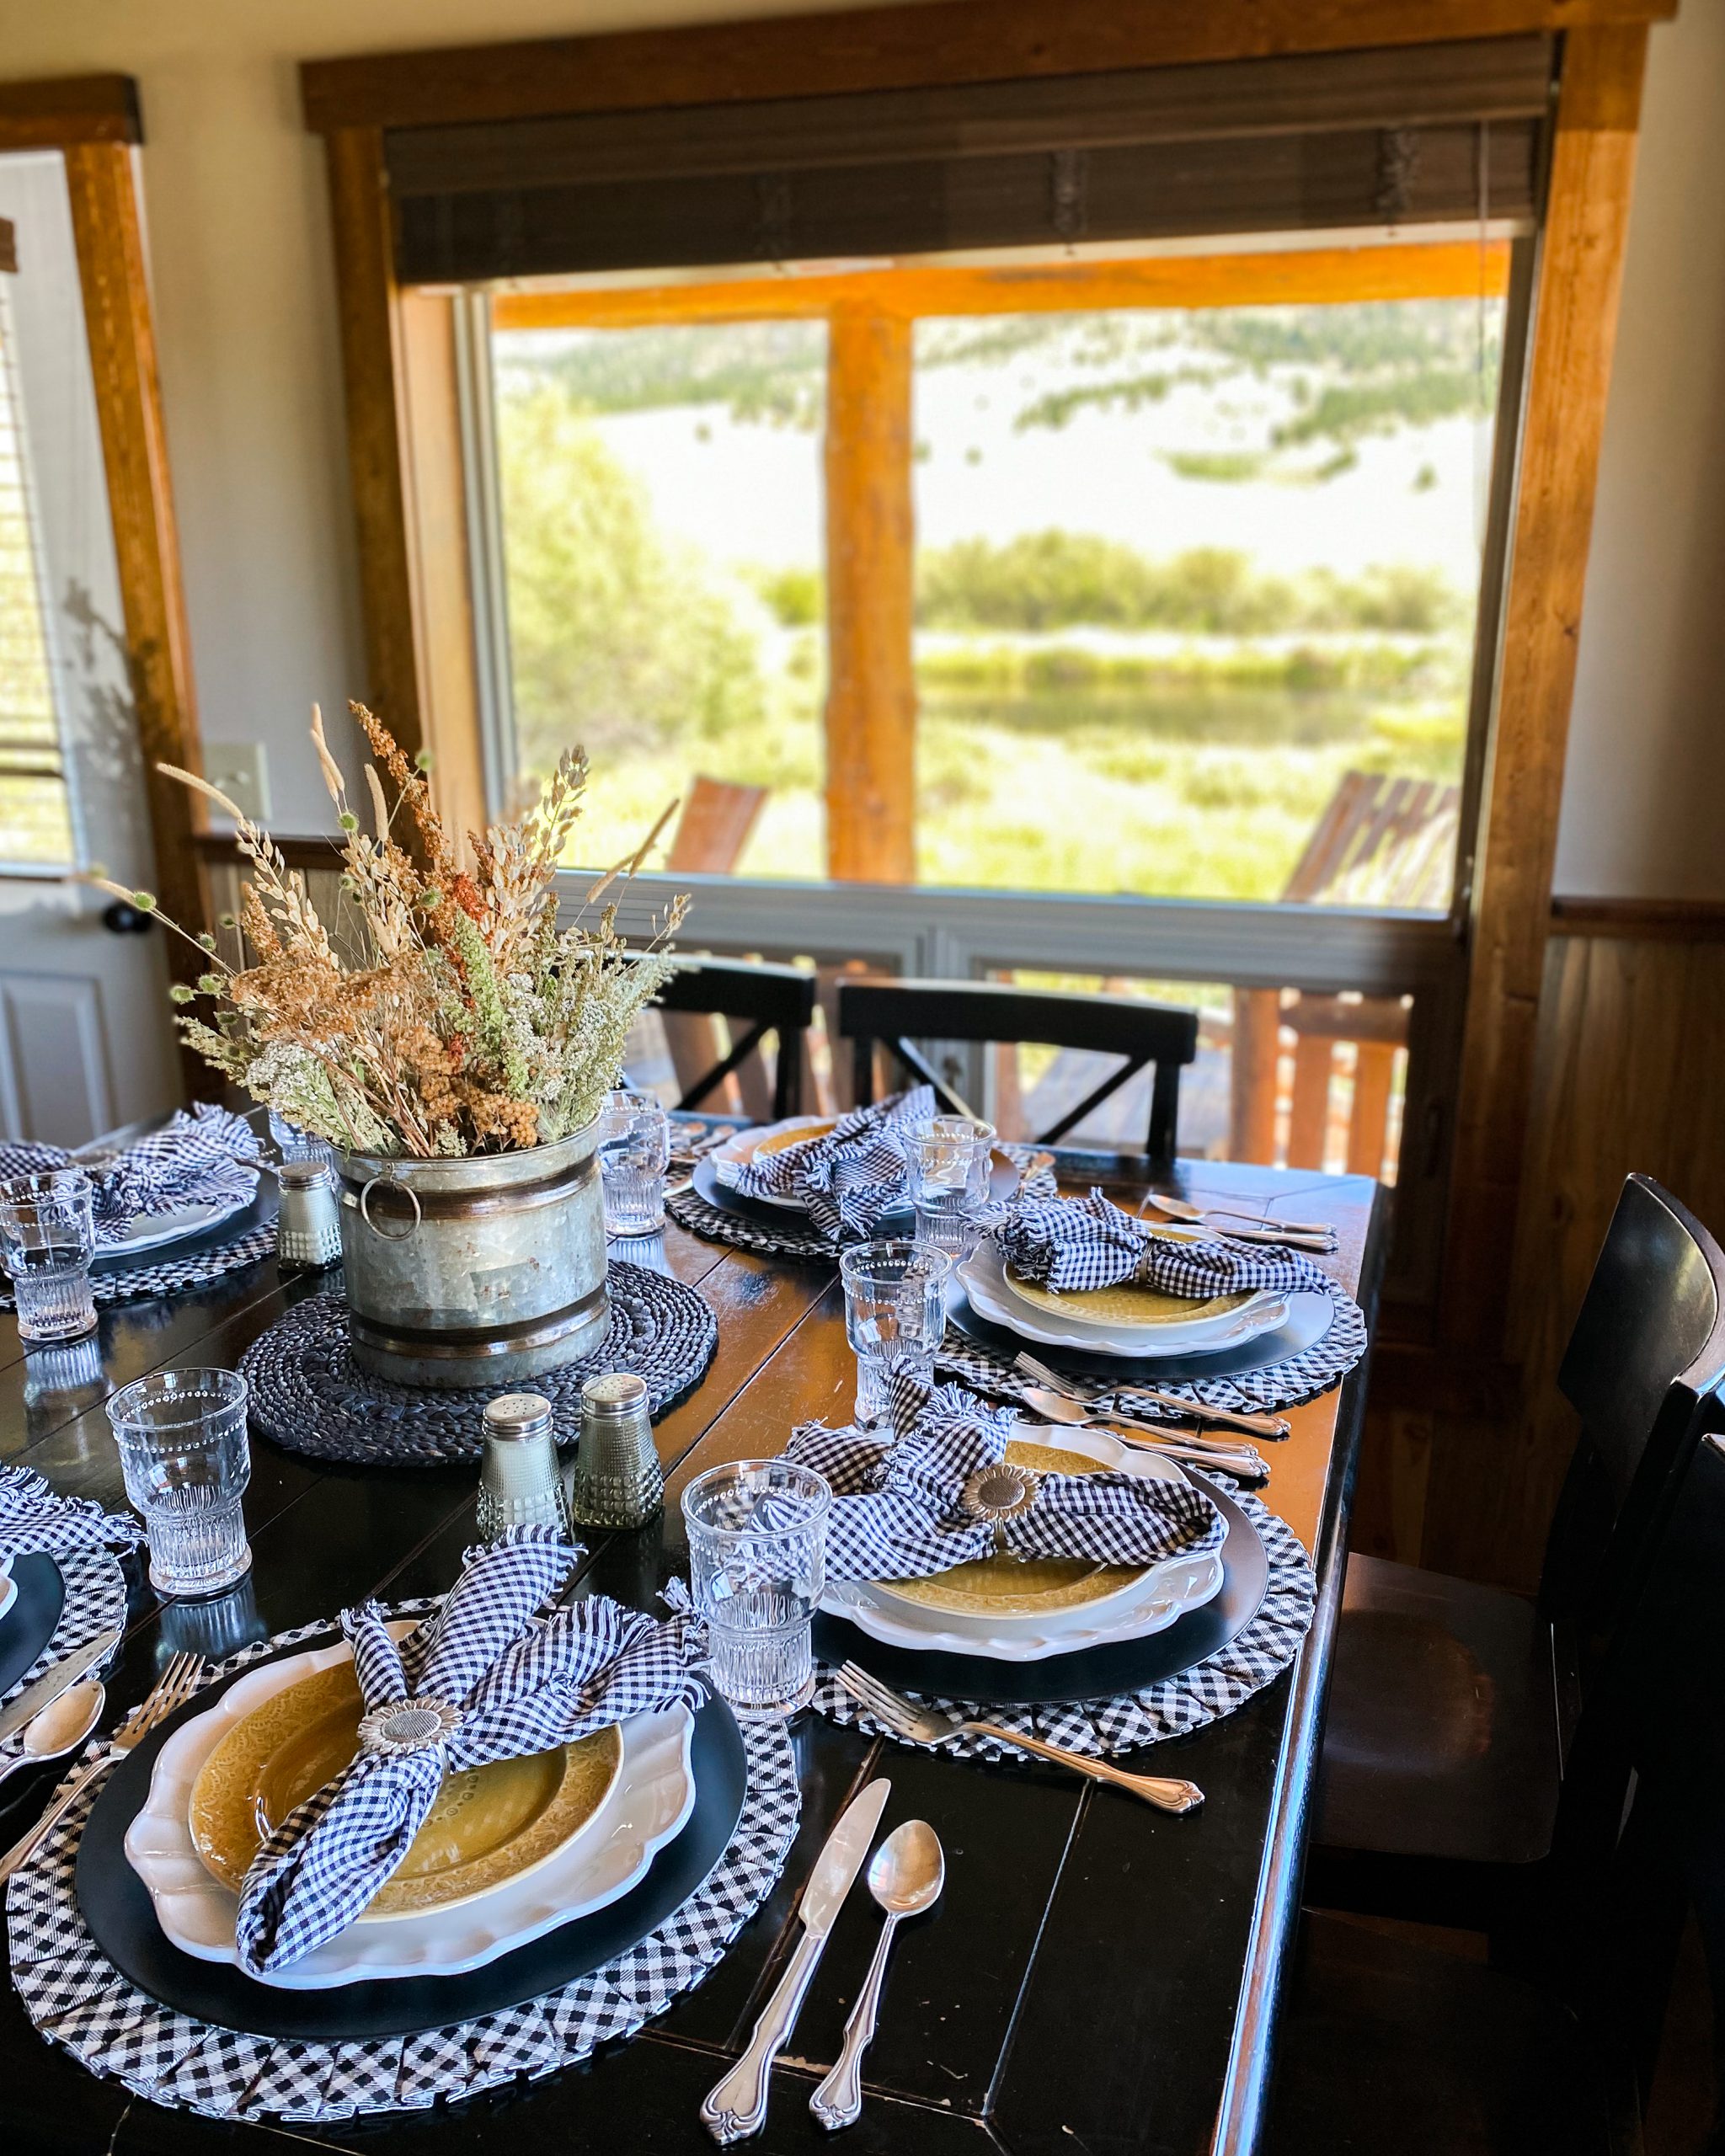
0 0 1717 884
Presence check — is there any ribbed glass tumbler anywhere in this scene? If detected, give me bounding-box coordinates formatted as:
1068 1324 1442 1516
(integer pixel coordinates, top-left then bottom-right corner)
107 1368 253 1598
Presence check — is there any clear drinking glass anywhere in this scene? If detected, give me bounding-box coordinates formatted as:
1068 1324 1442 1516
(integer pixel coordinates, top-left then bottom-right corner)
106 1369 253 1598
681 1458 830 1716
597 1090 671 1235
906 1115 996 1257
839 1239 955 1428
0 1169 99 1343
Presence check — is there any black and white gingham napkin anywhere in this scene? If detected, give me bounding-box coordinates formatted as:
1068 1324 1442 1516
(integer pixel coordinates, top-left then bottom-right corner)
997 1188 1333 1299
0 1463 144 1565
728 1086 937 1243
236 1530 707 1975
783 1369 1223 1583
0 1105 259 1245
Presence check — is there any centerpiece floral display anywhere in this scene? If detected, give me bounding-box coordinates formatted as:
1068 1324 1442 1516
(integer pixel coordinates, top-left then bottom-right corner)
99 702 685 1160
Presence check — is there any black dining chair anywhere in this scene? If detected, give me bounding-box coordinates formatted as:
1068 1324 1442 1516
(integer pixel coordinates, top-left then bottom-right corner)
1270 1380 1725 2156
641 957 816 1119
1307 1174 1725 1941
836 977 1199 1165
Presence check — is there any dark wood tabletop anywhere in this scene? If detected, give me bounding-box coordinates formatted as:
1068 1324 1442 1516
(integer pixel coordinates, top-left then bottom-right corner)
0 1141 1385 2156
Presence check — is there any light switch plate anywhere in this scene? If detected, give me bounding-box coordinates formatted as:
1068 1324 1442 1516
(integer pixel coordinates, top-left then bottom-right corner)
202 743 271 824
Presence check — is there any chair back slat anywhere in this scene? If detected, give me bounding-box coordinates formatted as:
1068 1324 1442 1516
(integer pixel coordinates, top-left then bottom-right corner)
643 956 816 1118
837 978 1198 1164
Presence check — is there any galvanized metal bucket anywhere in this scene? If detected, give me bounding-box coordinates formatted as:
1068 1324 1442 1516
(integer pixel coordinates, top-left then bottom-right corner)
335 1124 609 1389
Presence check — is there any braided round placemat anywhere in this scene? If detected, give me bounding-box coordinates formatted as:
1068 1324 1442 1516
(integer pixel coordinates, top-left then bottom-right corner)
239 1262 718 1465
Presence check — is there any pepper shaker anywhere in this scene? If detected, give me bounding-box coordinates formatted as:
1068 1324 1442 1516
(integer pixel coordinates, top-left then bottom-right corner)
478 1392 571 1541
568 1372 663 1529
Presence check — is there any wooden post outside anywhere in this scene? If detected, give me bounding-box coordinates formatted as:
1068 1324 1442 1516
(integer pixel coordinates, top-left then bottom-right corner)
1228 988 1282 1163
62 140 210 1097
1439 24 1649 1353
824 305 916 883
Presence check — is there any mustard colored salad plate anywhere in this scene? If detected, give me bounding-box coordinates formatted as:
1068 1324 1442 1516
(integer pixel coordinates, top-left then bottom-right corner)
188 1659 622 1922
959 1241 1289 1359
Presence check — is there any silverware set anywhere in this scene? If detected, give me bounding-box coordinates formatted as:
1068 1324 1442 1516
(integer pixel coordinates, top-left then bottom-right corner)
0 1650 206 1883
704 1775 948 2142
1139 1189 1339 1253
1014 1351 1290 1443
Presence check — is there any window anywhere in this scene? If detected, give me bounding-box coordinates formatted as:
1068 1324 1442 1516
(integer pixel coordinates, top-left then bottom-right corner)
483 242 1504 910
0 271 73 872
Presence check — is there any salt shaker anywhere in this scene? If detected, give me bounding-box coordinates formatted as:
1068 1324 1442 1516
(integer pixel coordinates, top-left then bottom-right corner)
275 1160 342 1267
568 1372 663 1529
477 1392 571 1542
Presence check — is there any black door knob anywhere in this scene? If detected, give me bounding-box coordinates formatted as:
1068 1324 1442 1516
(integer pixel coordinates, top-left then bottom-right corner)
101 899 155 935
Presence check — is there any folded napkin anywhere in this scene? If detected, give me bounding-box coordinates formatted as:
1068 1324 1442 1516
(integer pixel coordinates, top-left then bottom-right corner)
996 1188 1335 1301
235 1529 708 1974
0 1462 144 1563
785 1369 1224 1584
729 1086 937 1243
0 1104 259 1245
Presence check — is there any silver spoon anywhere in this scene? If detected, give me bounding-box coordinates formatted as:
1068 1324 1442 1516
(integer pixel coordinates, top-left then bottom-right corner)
0 1679 105 1793
1141 1190 1335 1241
809 1820 945 2131
1014 1387 1269 1483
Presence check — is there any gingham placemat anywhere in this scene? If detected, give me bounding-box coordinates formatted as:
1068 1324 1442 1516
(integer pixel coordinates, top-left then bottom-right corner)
240 1261 718 1465
666 1147 1060 1264
0 1547 131 1777
811 1491 1314 1761
7 1604 801 2124
937 1280 1368 1419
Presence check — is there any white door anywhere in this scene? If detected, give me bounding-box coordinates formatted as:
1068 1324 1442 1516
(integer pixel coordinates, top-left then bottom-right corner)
0 150 181 1145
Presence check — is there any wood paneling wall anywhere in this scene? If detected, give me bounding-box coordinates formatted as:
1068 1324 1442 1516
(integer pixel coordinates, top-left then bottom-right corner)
1354 912 1725 1591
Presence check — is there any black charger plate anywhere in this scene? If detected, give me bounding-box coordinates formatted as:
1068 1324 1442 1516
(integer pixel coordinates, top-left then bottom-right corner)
947 1278 1336 1388
0 1554 67 1700
76 1646 747 2042
90 1182 276 1278
814 1472 1268 1706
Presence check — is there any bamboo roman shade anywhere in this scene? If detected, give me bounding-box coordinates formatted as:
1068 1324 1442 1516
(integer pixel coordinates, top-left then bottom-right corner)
387 33 1553 284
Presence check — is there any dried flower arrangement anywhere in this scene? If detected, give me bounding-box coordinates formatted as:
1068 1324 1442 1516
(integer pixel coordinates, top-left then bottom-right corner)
93 703 685 1159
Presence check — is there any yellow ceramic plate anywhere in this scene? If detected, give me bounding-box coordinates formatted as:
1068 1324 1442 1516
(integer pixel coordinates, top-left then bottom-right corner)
879 1438 1143 1617
188 1662 622 1923
754 1118 836 1159
1002 1262 1254 1330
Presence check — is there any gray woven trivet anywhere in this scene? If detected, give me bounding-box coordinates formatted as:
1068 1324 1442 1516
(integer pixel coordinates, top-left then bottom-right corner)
7 1602 800 2124
239 1262 718 1465
0 1222 277 1312
812 1491 1314 1761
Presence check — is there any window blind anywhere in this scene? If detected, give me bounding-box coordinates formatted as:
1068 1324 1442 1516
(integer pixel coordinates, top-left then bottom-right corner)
387 33 1552 285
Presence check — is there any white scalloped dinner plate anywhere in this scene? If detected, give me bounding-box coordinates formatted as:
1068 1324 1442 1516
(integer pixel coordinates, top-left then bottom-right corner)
123 1630 697 1989
959 1243 1289 1360
99 1183 256 1255
820 1425 1226 1659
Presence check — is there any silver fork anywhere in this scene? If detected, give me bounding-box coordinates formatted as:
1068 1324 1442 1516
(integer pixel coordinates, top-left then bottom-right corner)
0 1651 206 1882
1014 1352 1290 1443
840 1662 1203 1814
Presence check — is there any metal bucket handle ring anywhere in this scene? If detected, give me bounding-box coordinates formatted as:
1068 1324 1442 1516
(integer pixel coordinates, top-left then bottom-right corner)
359 1172 422 1241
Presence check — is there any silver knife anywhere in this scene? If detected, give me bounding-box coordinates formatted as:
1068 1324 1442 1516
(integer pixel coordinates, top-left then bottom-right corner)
0 1626 121 1747
701 1775 892 2144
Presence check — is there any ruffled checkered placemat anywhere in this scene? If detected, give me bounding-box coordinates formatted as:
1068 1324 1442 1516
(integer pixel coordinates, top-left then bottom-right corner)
0 1547 130 1776
7 1605 800 2124
937 1281 1368 1419
240 1262 718 1465
0 1222 278 1313
811 1492 1313 1761
666 1148 1060 1263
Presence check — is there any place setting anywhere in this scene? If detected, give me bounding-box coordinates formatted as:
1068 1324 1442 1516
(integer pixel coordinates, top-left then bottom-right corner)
3 1525 803 2125
0 1104 278 1326
667 1085 1055 1261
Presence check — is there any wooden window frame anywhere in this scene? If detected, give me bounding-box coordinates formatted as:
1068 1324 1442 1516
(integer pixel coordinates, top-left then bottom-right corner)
301 0 1664 1357
0 74 209 1091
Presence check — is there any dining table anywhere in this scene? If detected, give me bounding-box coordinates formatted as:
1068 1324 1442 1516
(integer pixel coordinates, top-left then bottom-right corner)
0 1118 1386 2156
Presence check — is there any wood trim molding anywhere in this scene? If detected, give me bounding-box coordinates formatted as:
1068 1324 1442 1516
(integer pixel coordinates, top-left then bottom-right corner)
494 239 1512 331
1551 896 1725 940
301 0 1673 135
0 75 141 149
1439 24 1650 1355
